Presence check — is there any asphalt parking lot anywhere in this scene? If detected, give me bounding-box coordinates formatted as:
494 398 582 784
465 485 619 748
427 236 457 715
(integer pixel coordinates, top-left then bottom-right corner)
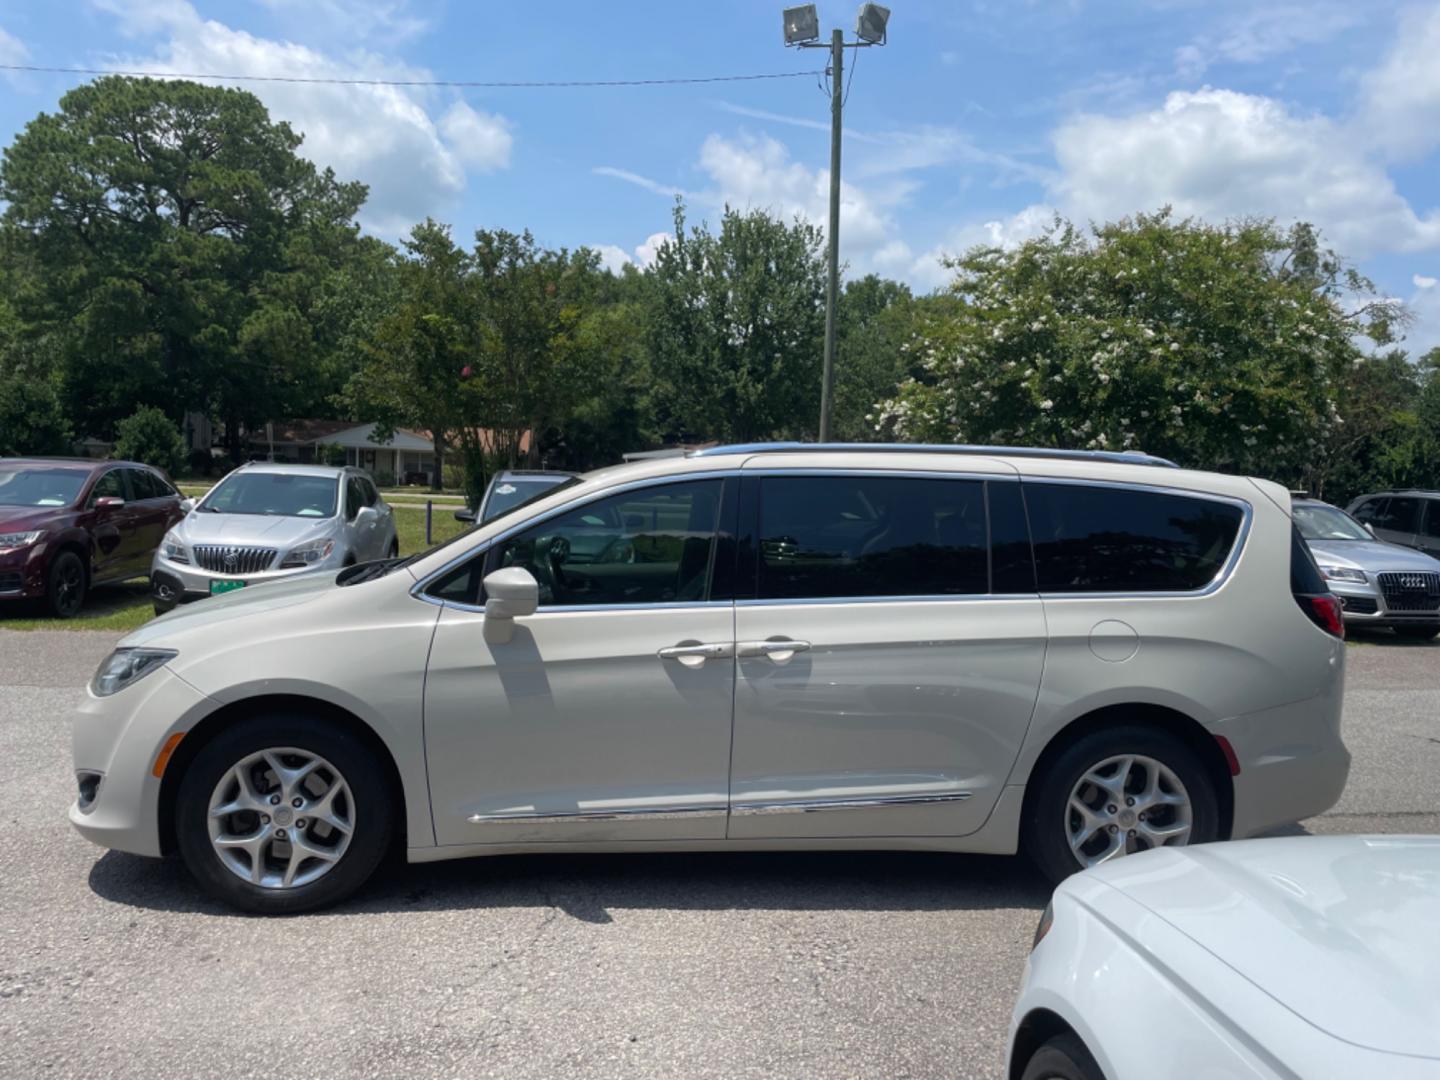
2 632 1437 1080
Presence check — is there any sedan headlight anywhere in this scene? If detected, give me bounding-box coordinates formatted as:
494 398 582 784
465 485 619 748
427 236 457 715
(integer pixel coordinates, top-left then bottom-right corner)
280 537 335 569
0 530 43 549
160 530 190 564
1319 565 1367 584
91 648 177 697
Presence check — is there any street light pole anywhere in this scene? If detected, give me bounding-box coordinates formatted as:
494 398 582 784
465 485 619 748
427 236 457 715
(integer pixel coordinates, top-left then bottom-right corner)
784 4 888 443
819 27 843 442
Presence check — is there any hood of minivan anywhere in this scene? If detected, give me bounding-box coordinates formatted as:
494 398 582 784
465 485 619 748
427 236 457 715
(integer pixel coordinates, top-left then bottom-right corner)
1307 539 1440 573
176 512 334 549
122 570 339 647
1088 836 1440 1059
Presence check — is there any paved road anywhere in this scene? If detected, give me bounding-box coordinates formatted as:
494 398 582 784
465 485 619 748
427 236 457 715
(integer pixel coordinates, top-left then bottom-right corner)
1 632 1436 1080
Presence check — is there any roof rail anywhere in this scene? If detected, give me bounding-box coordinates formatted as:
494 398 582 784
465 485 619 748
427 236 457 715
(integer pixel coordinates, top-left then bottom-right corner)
689 442 1180 469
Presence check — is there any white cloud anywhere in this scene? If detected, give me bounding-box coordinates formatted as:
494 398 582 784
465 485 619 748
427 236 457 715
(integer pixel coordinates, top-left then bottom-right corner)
633 231 672 268
592 166 686 199
1405 277 1440 359
438 101 512 173
592 244 633 274
91 0 513 236
1360 4 1440 162
1416 274 1438 290
0 24 30 85
252 0 428 43
1045 88 1440 259
1174 4 1359 80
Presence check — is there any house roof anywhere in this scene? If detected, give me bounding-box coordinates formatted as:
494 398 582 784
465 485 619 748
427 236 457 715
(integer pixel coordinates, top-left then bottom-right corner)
247 419 355 445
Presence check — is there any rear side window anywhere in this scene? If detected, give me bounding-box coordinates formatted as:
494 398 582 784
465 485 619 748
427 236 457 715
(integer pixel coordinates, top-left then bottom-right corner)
128 469 165 500
1423 501 1440 540
1377 497 1421 533
1024 482 1245 593
755 475 988 600
1351 498 1385 524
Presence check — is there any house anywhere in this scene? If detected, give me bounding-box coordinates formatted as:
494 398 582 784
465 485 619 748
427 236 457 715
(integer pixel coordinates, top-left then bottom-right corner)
247 420 438 484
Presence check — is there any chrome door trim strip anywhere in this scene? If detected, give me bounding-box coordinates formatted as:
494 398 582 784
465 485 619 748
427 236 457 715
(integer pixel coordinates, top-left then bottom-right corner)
468 804 728 825
740 467 1017 482
730 791 974 816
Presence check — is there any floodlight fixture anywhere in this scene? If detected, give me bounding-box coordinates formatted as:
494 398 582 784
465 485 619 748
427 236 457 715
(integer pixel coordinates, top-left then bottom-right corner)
783 4 820 45
855 3 890 44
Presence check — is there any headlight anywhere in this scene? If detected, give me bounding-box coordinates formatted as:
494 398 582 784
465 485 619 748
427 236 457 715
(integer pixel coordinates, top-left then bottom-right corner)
280 537 336 569
91 648 177 697
1319 565 1367 584
161 530 190 564
0 530 43 549
1031 901 1054 952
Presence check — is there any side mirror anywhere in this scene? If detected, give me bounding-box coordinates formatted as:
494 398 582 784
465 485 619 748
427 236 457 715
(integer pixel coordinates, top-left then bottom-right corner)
454 507 476 524
355 505 378 523
179 498 196 513
1364 522 1376 537
482 566 539 644
94 496 125 511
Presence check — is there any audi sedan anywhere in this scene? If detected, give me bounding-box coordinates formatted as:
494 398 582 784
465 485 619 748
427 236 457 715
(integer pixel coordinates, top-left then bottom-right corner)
150 463 398 613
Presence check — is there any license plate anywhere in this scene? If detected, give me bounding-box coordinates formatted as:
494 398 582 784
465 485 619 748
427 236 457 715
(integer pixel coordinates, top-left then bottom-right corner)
210 579 246 595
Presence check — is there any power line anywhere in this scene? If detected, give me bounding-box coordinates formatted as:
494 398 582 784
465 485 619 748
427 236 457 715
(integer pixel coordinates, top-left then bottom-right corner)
0 63 822 89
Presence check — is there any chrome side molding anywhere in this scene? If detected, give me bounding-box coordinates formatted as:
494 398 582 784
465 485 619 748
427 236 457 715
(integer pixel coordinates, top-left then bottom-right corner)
469 804 727 825
730 791 973 816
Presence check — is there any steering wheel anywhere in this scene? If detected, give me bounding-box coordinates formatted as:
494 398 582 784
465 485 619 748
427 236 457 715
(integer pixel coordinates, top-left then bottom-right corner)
546 535 571 596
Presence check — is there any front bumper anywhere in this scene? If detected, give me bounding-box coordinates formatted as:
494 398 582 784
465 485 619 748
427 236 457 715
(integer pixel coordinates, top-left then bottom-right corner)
69 665 216 857
1328 578 1440 628
0 540 51 599
151 551 337 605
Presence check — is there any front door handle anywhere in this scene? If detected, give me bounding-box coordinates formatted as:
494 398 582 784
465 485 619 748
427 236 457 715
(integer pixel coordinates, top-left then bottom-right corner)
737 638 811 663
657 641 734 668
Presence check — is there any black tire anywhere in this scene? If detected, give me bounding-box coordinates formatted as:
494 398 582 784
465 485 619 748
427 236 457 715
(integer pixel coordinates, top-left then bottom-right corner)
46 550 87 618
174 713 394 914
1025 724 1220 885
151 576 180 616
1394 624 1440 641
1020 1033 1104 1080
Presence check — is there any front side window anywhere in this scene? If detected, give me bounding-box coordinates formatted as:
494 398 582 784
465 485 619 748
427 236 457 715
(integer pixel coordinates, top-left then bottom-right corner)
1378 497 1421 533
87 470 125 507
0 467 88 508
345 477 366 521
1025 482 1245 593
755 475 988 600
201 472 339 518
488 480 722 607
1351 498 1384 524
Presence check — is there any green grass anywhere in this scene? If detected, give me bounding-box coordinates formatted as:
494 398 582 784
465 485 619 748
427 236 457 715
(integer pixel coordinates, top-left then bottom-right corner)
0 505 472 633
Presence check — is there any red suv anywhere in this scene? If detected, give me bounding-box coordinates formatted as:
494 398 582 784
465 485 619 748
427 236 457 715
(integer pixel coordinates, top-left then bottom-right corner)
0 458 186 618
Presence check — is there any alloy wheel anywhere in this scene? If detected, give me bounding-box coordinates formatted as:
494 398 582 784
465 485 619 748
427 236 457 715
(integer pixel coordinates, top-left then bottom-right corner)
1066 753 1192 868
55 559 84 616
207 747 355 889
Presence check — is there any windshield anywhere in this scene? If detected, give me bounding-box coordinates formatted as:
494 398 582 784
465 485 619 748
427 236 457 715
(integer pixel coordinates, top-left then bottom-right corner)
1294 503 1371 542
394 474 585 571
201 472 339 518
482 476 577 522
0 466 87 508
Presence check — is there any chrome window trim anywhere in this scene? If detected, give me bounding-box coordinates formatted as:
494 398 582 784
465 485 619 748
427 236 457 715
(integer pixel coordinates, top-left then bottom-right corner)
731 791 974 816
693 441 1179 468
1023 476 1253 600
469 804 727 825
735 594 1030 608
411 471 742 608
743 467 1017 482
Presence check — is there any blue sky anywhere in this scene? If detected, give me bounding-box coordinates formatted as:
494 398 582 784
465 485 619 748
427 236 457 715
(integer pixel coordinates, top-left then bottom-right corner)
3 1 1440 353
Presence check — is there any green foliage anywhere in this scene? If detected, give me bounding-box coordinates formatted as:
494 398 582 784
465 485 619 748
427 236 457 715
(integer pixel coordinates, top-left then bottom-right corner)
644 200 826 442
114 405 185 475
315 441 346 467
0 372 71 455
878 212 1394 485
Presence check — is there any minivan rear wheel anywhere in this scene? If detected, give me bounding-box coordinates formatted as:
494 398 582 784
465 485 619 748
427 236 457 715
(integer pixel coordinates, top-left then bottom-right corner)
174 713 393 914
1025 725 1219 884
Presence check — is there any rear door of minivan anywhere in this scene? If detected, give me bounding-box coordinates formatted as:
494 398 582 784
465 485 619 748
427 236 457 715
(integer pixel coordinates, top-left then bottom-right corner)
727 458 1047 839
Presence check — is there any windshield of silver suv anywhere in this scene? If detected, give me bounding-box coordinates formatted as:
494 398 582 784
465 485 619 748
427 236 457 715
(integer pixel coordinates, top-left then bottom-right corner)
1294 503 1371 542
0 465 88 507
200 471 339 518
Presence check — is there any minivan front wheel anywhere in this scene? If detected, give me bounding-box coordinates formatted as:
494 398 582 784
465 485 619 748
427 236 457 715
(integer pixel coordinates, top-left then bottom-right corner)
1025 725 1219 884
175 714 393 913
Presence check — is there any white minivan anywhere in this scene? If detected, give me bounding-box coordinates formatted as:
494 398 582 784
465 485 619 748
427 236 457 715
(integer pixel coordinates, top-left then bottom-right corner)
70 444 1350 913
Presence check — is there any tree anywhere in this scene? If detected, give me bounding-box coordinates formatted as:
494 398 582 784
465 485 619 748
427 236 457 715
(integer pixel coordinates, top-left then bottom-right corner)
644 200 826 442
876 212 1397 483
0 76 369 445
114 405 185 475
0 374 70 456
832 276 944 441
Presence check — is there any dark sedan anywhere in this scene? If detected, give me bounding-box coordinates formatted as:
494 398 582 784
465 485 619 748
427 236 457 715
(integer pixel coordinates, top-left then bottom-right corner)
0 458 186 617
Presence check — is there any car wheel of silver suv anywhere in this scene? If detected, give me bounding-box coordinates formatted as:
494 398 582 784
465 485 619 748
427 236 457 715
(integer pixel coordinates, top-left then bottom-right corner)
1025 725 1219 884
175 713 393 913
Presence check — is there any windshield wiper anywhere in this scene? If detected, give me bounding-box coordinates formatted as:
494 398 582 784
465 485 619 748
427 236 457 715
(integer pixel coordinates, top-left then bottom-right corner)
337 557 408 586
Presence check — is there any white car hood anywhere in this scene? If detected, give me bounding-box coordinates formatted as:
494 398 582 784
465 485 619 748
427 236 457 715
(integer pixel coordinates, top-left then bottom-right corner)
176 511 334 549
1089 836 1440 1059
122 571 340 646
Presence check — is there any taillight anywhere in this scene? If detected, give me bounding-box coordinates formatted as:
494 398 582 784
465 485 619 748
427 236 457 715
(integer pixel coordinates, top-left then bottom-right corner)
1301 594 1345 638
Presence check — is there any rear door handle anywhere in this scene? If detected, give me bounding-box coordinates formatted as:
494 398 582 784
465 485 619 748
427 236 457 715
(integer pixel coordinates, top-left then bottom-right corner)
737 639 811 662
657 642 734 668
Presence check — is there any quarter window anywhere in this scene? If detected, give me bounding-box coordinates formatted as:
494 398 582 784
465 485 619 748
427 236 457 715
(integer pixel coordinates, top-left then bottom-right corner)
490 480 723 607
1024 483 1245 593
755 475 988 600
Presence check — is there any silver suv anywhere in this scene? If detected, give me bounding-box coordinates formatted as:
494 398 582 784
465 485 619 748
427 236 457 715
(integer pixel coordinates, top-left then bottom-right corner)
1347 489 1440 559
150 463 398 614
75 444 1349 913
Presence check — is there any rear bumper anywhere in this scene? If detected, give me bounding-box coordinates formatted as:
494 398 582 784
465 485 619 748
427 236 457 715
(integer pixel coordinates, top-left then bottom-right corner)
1215 686 1350 839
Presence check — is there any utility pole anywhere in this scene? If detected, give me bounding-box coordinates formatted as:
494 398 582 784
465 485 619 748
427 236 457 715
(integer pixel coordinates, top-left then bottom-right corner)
819 28 843 442
783 4 890 443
